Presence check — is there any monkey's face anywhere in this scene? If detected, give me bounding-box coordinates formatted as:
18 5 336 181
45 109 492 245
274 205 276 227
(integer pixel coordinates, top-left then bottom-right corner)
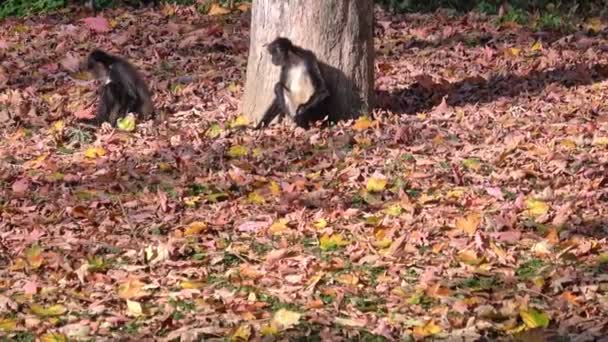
268 45 287 66
86 59 108 80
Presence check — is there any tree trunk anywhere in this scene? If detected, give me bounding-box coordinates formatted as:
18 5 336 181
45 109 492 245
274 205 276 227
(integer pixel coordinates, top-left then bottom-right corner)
241 0 374 126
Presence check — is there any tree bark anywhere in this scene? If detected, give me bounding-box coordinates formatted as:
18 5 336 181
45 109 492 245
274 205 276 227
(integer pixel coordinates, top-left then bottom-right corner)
241 0 374 126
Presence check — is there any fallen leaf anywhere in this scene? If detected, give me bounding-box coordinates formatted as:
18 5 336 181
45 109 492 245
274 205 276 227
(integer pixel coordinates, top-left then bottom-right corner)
228 145 248 158
413 320 442 337
455 212 481 235
353 116 374 131
84 146 107 159
271 309 301 330
525 198 549 217
126 299 143 317
184 221 207 236
117 114 136 131
81 16 110 32
366 173 387 192
40 333 68 342
319 234 349 250
0 318 17 332
208 3 231 16
12 178 30 194
520 308 550 328
31 304 67 317
117 278 148 300
25 245 43 269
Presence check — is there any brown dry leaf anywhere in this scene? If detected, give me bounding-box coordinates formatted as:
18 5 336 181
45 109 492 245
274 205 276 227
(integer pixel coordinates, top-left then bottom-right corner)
208 3 231 16
117 278 148 300
455 212 481 235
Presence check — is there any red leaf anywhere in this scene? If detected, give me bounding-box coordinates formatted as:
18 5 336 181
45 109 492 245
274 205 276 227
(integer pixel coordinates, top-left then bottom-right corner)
12 178 30 194
74 107 95 119
81 16 111 33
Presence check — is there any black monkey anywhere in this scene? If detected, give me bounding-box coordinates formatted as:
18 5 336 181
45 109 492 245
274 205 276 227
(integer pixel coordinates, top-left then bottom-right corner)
85 49 154 126
256 37 330 129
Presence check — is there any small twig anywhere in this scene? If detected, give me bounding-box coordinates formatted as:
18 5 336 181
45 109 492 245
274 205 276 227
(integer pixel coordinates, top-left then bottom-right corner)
521 288 553 301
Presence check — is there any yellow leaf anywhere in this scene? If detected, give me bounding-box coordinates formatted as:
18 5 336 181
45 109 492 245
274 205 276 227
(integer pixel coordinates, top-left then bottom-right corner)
208 3 231 16
0 318 17 332
227 82 240 94
260 323 279 336
84 146 106 159
413 320 442 337
231 324 251 341
593 136 608 146
458 249 482 265
158 162 172 171
313 218 328 229
184 221 207 236
247 191 266 205
585 17 607 33
462 158 481 171
366 175 387 192
455 212 481 235
25 245 43 269
269 218 289 234
269 181 281 196
126 299 143 317
206 123 223 138
183 196 200 207
272 309 301 330
252 147 263 157
230 115 250 128
228 145 248 158
40 333 67 342
353 116 373 131
560 139 576 150
117 278 147 300
520 308 550 328
526 198 550 217
531 41 543 51
117 114 136 132
30 304 67 317
383 203 402 216
52 120 64 132
319 234 349 250
506 47 521 57
180 280 205 289
336 273 359 285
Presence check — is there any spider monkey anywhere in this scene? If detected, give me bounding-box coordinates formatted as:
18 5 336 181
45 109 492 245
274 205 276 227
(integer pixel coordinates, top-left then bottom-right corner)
84 49 154 126
256 37 330 129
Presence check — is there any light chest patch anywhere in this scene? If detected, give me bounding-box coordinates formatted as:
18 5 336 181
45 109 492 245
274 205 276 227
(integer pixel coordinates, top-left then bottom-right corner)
284 63 314 116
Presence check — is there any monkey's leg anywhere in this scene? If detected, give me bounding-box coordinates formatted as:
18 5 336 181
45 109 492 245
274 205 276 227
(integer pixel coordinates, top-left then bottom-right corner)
93 85 117 125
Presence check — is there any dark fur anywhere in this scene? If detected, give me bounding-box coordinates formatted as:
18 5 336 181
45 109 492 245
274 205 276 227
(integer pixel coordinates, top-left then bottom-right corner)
85 49 154 126
256 37 329 129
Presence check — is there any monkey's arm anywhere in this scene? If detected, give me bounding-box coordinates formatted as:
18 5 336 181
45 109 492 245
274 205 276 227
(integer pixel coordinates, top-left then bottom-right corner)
257 100 282 129
256 83 288 129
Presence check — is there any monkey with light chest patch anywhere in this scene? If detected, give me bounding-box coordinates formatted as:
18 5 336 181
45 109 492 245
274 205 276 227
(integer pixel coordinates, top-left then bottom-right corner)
256 37 329 129
84 49 154 126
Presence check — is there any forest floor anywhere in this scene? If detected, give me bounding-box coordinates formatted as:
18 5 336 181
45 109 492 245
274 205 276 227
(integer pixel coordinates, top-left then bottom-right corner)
1 4 608 341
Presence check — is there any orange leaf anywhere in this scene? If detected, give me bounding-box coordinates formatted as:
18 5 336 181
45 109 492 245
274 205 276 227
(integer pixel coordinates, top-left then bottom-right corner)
455 212 481 235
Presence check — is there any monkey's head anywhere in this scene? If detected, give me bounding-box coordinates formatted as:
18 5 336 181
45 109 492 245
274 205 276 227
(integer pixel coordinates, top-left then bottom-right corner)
266 37 292 66
86 50 112 79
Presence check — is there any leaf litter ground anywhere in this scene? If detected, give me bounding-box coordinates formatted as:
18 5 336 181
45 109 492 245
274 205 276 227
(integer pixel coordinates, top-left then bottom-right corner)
1 5 608 341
